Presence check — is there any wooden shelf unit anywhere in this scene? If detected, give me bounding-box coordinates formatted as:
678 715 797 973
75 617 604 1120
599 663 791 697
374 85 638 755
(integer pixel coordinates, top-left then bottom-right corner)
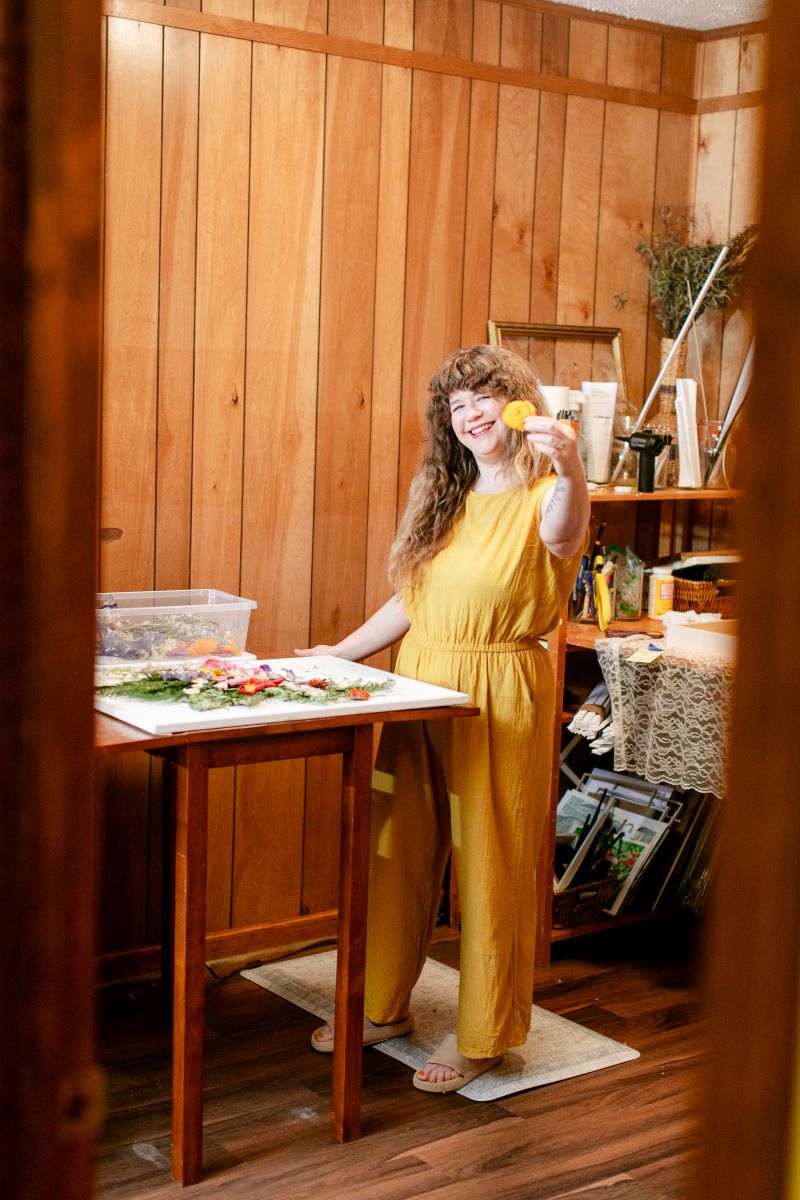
535 486 738 966
587 486 741 504
567 615 663 649
551 907 683 942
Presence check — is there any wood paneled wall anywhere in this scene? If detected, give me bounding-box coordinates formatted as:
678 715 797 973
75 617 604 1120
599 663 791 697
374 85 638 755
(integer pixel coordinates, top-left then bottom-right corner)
97 0 766 962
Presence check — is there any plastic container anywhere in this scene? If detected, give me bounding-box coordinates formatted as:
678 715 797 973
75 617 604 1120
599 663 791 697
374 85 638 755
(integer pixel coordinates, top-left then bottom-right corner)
539 384 570 416
96 589 257 661
647 568 674 618
614 546 645 619
570 565 616 625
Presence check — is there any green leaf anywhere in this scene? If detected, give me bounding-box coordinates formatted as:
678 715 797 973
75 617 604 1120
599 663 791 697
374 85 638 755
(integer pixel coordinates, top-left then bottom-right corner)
634 207 758 337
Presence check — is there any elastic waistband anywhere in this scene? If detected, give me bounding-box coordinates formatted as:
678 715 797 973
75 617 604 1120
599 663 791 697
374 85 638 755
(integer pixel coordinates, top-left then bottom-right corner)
406 633 545 654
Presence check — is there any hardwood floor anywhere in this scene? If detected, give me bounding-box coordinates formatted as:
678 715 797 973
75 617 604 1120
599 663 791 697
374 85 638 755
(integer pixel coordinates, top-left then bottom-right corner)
96 918 705 1199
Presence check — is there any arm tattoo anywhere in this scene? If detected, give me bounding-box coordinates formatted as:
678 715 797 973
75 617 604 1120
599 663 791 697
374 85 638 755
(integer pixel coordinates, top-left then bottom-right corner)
543 477 566 520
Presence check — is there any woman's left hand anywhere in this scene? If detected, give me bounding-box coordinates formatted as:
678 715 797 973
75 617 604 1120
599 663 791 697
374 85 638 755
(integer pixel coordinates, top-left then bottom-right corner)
522 415 581 475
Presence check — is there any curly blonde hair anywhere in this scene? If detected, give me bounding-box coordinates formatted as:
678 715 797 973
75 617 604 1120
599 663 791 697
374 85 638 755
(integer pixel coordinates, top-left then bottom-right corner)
388 345 552 591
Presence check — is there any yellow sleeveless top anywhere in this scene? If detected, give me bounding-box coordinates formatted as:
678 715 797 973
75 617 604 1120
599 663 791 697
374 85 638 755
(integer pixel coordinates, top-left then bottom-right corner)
396 476 584 694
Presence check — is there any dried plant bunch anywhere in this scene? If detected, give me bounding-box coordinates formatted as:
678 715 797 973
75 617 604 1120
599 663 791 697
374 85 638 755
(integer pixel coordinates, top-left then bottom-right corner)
636 206 758 338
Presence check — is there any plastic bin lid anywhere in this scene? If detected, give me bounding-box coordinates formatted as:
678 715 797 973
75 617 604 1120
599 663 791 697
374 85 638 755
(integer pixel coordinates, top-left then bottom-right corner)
96 589 257 608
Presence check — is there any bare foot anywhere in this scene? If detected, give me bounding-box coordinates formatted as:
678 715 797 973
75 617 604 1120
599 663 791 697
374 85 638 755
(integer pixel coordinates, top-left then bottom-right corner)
416 1054 497 1084
311 1022 335 1047
413 1033 503 1092
416 1059 462 1085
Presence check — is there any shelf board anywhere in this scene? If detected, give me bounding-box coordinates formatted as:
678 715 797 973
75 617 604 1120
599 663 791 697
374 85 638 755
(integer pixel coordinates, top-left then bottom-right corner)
551 907 683 941
567 616 662 649
588 486 742 503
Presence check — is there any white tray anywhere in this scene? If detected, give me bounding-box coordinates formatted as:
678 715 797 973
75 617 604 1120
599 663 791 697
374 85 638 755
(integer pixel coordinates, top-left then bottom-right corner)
94 655 471 735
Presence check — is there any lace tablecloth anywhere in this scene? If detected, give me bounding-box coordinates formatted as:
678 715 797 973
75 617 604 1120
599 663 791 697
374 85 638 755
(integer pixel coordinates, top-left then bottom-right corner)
595 635 734 798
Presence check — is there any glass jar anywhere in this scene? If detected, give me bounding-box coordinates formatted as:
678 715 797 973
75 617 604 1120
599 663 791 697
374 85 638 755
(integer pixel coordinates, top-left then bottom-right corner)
613 415 639 490
650 397 679 488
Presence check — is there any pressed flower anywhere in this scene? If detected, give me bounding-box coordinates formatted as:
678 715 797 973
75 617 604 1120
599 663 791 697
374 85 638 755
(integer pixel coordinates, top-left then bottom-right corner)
96 613 239 661
237 679 275 695
98 664 392 712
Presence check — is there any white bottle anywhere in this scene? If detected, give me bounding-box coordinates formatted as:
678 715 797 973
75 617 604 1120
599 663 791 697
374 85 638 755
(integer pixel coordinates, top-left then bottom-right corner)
647 567 674 618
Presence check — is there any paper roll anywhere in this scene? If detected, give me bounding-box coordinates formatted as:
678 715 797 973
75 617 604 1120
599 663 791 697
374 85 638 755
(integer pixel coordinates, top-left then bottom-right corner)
675 378 701 488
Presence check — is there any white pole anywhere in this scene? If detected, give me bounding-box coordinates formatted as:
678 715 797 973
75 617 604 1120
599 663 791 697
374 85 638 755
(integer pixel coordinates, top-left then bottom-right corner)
609 244 730 484
687 279 711 431
703 337 755 485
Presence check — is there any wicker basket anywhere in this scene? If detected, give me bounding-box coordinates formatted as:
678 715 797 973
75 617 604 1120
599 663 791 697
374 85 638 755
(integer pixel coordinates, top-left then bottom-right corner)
552 876 616 928
716 594 736 618
673 577 719 613
716 578 738 618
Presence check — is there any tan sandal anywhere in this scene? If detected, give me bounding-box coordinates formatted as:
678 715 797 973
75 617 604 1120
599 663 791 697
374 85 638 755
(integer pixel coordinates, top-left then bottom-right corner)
412 1032 502 1093
310 1014 414 1054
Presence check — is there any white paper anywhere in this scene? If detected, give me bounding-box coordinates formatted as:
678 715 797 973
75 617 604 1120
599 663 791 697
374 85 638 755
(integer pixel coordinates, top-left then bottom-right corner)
675 378 701 488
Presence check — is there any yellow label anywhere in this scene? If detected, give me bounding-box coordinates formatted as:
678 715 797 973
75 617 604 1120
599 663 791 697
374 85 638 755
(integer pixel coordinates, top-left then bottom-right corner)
648 575 674 617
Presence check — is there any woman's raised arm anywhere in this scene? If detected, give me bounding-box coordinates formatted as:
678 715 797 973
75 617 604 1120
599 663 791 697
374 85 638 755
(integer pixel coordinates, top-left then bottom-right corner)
523 415 590 558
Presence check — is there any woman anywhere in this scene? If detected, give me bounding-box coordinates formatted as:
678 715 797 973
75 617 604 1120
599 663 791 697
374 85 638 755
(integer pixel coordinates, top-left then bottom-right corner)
296 344 590 1093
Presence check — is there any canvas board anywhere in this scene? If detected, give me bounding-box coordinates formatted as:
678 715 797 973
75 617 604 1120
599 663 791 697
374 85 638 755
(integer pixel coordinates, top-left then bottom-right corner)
94 655 471 735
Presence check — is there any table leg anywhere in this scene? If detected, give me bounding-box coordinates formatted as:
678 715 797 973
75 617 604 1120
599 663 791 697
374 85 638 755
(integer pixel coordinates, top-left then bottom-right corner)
331 724 373 1142
170 743 209 1186
161 758 176 1024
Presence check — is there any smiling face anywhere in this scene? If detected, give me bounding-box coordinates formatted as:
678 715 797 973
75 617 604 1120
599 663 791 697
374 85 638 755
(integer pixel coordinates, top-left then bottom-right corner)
448 388 509 464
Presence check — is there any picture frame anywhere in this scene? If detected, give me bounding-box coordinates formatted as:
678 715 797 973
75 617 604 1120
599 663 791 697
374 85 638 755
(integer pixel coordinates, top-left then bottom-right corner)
487 320 629 410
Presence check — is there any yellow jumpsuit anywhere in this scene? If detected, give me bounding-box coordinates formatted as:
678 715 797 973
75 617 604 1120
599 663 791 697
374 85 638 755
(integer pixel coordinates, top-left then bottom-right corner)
364 477 584 1058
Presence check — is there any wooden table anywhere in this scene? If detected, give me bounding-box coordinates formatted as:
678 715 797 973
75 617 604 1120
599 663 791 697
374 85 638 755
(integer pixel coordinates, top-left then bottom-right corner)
95 701 477 1186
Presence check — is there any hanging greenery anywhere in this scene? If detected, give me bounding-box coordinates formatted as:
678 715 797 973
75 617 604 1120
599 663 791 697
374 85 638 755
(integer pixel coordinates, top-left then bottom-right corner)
635 207 758 338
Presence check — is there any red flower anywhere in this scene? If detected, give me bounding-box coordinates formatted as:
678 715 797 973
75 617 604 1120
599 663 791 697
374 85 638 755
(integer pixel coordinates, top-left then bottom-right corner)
347 687 371 701
238 677 280 695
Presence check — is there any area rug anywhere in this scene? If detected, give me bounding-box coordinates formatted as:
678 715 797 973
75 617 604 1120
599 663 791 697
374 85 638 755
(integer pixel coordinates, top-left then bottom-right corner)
241 951 639 1101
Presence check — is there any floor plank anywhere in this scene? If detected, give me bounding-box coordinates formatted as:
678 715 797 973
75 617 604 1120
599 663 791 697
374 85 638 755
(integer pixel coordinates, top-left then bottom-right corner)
96 919 702 1199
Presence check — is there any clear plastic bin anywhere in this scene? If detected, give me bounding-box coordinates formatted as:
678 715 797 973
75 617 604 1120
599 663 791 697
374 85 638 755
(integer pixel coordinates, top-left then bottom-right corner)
96 589 257 661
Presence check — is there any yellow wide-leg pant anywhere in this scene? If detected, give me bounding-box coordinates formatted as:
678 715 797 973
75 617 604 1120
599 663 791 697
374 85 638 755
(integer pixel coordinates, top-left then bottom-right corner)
363 646 554 1059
